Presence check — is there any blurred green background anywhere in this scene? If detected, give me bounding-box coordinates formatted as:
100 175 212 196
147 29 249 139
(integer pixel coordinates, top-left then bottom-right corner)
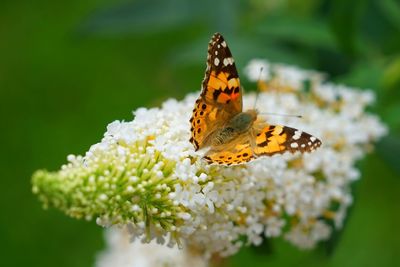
1 0 400 266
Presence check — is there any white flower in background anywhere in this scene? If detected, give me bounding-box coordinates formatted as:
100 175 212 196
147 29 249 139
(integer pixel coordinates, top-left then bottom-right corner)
244 59 325 91
96 228 208 267
32 59 387 258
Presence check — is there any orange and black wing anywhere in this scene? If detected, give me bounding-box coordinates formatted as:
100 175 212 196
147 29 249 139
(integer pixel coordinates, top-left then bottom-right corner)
203 134 254 165
190 33 243 150
203 123 322 165
253 123 322 156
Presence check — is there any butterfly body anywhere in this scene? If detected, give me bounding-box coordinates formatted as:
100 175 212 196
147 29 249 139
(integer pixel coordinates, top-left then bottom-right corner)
189 33 322 165
212 110 257 146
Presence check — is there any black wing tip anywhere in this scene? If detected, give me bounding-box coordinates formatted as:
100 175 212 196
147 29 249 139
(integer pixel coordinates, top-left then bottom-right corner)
213 32 223 38
210 32 225 44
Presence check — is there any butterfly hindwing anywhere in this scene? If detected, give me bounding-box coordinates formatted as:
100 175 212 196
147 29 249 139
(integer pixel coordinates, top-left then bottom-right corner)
203 134 254 165
189 98 219 150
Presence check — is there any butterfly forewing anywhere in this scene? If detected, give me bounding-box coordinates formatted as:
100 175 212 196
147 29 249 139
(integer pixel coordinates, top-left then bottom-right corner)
189 33 243 151
201 33 242 113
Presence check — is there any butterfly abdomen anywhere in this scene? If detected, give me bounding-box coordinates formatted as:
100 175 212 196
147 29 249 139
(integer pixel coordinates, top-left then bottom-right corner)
212 110 257 146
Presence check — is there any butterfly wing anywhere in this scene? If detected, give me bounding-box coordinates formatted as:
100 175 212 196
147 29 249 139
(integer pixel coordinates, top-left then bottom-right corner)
204 122 322 165
189 33 242 151
253 123 322 156
201 33 242 112
203 134 254 165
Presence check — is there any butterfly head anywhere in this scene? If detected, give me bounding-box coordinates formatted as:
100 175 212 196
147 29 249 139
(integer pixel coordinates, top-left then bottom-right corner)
243 109 258 121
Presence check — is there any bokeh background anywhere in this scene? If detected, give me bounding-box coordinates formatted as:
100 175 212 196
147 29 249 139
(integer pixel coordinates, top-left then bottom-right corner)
1 0 400 266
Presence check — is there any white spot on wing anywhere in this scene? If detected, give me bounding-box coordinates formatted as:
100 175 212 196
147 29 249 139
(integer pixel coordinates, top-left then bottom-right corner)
310 136 316 142
223 57 234 66
290 143 298 148
214 58 220 66
293 130 302 140
221 41 227 47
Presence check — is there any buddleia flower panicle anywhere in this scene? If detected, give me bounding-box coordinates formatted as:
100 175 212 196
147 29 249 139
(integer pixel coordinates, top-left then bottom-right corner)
32 59 387 258
96 228 209 267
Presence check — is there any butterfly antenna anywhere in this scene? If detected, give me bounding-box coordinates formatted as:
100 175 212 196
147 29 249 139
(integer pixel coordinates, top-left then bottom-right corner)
253 67 264 109
258 112 302 118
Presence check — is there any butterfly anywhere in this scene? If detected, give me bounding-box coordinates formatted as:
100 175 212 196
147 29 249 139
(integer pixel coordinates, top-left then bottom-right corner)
189 33 322 165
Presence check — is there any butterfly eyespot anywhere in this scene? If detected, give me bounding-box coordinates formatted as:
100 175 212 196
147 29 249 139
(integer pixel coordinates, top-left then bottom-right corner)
202 104 207 109
243 153 249 157
200 111 204 116
236 154 242 158
197 119 200 124
219 155 225 159
197 128 201 134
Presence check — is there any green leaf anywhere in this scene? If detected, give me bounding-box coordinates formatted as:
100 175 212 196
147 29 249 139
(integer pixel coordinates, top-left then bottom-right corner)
376 135 400 175
329 0 366 56
376 0 400 32
78 0 207 35
256 16 337 50
334 60 383 90
251 238 274 255
383 55 400 90
382 104 400 131
167 35 312 70
286 0 322 16
77 0 246 36
322 177 359 256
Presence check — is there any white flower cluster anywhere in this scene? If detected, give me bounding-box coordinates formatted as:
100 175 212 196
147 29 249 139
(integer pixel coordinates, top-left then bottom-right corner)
96 228 208 267
32 59 387 259
245 59 325 91
98 64 385 254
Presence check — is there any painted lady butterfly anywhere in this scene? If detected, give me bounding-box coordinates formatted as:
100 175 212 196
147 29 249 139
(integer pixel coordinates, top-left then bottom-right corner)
189 33 321 165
